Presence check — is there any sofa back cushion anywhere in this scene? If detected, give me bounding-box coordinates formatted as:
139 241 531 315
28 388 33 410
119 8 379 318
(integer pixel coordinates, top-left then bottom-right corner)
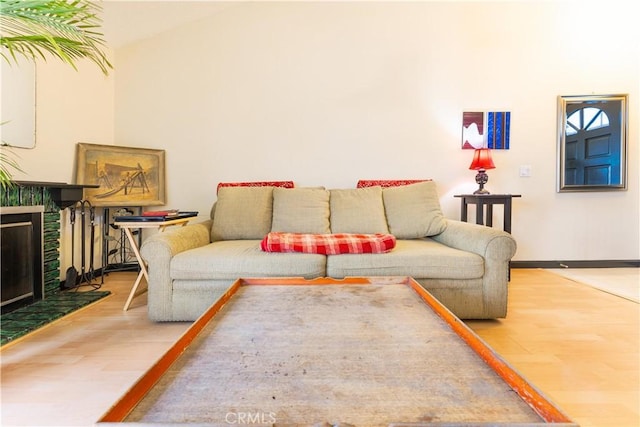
211 186 274 241
271 187 331 234
329 187 389 234
211 181 295 220
382 181 447 238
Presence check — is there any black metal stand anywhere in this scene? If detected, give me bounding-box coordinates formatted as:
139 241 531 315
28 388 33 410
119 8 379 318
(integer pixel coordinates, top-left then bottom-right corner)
101 207 142 275
63 200 101 290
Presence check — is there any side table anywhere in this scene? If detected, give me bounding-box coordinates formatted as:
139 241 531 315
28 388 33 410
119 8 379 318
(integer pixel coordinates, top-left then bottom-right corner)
114 216 194 311
454 194 521 233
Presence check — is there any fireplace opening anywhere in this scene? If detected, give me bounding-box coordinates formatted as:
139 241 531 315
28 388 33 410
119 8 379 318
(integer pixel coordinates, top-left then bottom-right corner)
1 205 44 314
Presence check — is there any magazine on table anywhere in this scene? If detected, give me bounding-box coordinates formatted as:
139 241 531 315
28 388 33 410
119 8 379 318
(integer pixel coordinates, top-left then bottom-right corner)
114 211 198 222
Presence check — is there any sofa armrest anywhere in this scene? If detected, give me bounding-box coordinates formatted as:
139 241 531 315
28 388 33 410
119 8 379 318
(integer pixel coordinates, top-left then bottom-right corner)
432 219 517 318
140 219 212 321
432 219 517 261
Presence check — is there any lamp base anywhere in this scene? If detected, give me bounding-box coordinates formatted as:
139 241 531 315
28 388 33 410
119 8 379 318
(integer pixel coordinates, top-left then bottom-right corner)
473 188 491 195
474 169 490 194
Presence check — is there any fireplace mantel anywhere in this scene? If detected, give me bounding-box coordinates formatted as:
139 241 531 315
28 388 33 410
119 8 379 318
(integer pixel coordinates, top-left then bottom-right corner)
13 181 99 209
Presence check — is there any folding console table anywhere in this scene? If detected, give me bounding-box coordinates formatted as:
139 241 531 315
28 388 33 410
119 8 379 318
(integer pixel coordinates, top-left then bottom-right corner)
114 213 197 311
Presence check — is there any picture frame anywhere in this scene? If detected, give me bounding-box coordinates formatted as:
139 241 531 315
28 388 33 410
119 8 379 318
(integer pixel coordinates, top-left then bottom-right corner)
462 111 484 149
462 111 511 150
557 94 628 192
75 143 166 206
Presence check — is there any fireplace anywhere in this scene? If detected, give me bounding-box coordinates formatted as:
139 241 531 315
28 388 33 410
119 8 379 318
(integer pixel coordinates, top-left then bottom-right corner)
0 205 44 313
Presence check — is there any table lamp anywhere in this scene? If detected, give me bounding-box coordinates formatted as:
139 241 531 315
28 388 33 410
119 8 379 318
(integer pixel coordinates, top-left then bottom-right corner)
469 148 495 194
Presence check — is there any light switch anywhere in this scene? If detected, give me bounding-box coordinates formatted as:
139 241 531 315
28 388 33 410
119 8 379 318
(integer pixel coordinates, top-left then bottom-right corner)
519 165 532 177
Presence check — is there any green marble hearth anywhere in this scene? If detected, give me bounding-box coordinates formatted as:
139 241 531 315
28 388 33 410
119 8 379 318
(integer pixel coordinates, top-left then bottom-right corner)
1 290 111 346
2 182 109 347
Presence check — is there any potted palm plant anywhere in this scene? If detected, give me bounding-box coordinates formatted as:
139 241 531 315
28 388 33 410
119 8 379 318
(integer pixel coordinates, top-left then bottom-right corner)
0 0 113 189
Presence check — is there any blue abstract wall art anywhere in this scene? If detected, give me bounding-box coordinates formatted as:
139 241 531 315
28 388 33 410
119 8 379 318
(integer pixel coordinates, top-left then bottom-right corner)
462 111 511 149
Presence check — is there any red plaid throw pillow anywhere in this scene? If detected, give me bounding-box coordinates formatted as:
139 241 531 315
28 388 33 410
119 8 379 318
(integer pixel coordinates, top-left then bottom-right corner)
261 232 396 255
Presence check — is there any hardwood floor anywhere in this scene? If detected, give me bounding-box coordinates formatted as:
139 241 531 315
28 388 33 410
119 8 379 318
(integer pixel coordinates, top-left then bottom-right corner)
467 268 639 427
1 269 638 426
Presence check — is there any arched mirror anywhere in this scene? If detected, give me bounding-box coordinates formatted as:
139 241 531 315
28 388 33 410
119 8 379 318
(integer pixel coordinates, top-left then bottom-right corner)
557 94 628 192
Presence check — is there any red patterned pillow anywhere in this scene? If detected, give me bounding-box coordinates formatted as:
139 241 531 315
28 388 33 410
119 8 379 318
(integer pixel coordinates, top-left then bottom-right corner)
357 179 430 188
261 232 396 254
216 181 294 194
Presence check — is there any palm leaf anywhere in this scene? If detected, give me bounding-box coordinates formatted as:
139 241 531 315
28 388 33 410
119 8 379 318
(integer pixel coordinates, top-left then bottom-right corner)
0 0 112 74
0 144 24 190
0 0 113 188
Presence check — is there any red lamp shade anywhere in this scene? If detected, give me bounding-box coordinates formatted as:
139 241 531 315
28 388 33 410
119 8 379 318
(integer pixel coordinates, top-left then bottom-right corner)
469 148 496 171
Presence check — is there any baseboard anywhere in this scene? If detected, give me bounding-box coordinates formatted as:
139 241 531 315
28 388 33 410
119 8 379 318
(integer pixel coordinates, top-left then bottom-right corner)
511 260 640 269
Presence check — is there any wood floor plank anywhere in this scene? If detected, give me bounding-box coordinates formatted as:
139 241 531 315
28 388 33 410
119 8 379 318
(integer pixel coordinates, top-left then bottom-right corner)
0 269 638 426
466 269 639 427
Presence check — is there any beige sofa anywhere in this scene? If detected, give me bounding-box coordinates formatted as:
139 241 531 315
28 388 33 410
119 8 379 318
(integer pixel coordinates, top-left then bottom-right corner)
140 181 517 321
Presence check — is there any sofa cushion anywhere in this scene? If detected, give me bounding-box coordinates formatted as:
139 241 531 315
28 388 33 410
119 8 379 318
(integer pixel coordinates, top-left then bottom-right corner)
382 181 447 238
326 238 483 280
211 186 273 241
271 187 331 234
329 187 389 233
171 240 326 280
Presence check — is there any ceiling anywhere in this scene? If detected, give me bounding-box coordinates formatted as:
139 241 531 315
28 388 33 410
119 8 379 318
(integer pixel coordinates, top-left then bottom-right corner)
100 1 237 48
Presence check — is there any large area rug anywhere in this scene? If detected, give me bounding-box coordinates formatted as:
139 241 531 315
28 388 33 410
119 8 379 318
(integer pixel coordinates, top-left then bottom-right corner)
0 290 111 346
101 278 575 426
546 268 639 303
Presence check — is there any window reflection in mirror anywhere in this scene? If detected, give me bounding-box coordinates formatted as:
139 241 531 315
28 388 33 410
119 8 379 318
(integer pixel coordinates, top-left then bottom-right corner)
557 94 628 192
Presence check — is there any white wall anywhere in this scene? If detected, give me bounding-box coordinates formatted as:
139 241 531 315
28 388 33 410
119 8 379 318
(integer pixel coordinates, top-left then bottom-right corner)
14 1 640 263
113 1 639 262
12 59 115 183
8 57 115 277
